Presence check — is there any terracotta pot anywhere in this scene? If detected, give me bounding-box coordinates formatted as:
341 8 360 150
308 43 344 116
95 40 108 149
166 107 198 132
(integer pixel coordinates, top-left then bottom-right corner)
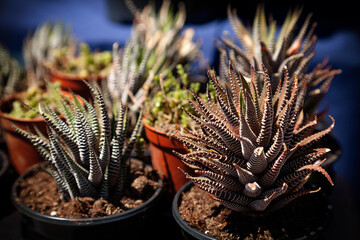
12 160 163 240
143 119 190 196
46 67 106 100
0 91 82 175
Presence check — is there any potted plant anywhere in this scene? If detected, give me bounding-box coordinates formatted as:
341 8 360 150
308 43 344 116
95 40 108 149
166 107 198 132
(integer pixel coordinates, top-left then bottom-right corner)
23 21 71 88
11 82 162 239
0 82 81 174
46 42 112 100
104 0 202 128
143 64 213 195
217 5 342 190
0 43 22 101
0 22 75 175
172 62 336 239
0 42 22 148
218 5 341 117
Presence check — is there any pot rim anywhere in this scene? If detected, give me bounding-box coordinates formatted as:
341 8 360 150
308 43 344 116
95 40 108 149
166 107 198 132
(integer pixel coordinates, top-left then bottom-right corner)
142 117 170 137
12 160 163 227
45 64 107 81
0 90 82 123
172 181 215 240
0 91 47 123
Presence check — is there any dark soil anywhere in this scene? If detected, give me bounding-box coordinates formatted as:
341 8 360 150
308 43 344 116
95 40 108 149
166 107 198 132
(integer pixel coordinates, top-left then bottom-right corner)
14 161 159 219
178 185 332 240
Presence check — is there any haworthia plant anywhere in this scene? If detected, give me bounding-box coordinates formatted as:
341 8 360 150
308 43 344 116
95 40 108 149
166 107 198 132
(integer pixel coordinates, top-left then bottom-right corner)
172 62 334 213
0 44 21 98
23 21 71 88
218 5 341 115
12 82 143 201
105 0 201 126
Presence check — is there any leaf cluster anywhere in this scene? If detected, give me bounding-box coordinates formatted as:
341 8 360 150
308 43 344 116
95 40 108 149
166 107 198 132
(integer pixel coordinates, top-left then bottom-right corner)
13 83 143 201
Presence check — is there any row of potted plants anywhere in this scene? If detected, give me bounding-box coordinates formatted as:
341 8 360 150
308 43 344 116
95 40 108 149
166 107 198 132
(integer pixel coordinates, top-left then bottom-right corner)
0 0 342 239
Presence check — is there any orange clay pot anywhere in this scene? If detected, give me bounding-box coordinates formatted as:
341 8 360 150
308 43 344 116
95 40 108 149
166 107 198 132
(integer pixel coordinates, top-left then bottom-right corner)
46 67 106 101
143 119 190 196
0 91 82 175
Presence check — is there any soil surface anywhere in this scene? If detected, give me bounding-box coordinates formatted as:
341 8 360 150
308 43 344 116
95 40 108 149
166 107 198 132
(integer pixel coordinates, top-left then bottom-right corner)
14 161 159 219
178 185 332 240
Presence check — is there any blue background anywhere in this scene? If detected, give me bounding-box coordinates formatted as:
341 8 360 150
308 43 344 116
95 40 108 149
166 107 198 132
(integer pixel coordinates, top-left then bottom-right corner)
0 0 359 237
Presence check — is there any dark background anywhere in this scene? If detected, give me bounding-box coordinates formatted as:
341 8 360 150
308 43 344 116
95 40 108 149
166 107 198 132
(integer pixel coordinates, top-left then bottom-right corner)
0 0 359 239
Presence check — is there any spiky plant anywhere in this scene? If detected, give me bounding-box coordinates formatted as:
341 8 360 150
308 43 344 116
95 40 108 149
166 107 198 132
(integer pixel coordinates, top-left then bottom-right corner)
12 82 143 201
23 21 71 87
0 44 21 98
105 0 201 125
218 6 341 115
172 62 334 213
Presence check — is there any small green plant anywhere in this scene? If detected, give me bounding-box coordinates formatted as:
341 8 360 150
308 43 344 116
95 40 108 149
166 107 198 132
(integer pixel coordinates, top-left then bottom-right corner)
50 42 112 78
13 83 143 200
173 62 334 213
8 82 61 119
144 65 214 133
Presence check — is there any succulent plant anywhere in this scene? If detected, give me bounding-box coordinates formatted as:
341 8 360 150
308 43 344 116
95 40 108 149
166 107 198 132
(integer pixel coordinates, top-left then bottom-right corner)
144 64 214 133
172 62 334 213
8 82 61 119
105 0 201 124
218 6 341 115
12 82 143 201
0 44 21 98
23 21 71 87
49 42 112 78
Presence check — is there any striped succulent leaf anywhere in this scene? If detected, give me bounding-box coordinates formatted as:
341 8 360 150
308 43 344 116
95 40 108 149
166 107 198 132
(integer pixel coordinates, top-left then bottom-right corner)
12 83 143 201
0 44 21 98
23 21 71 88
218 5 341 115
172 62 334 213
105 0 201 126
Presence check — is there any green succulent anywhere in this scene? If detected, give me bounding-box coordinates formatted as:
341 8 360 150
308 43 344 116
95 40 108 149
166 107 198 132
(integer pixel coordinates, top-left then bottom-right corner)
50 42 112 78
13 83 143 201
144 64 215 132
8 82 61 119
173 62 334 213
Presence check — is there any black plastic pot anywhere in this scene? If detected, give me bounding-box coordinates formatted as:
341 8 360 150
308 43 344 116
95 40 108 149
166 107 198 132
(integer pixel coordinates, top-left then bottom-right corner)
172 181 333 240
172 181 219 240
0 149 17 219
12 161 163 240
